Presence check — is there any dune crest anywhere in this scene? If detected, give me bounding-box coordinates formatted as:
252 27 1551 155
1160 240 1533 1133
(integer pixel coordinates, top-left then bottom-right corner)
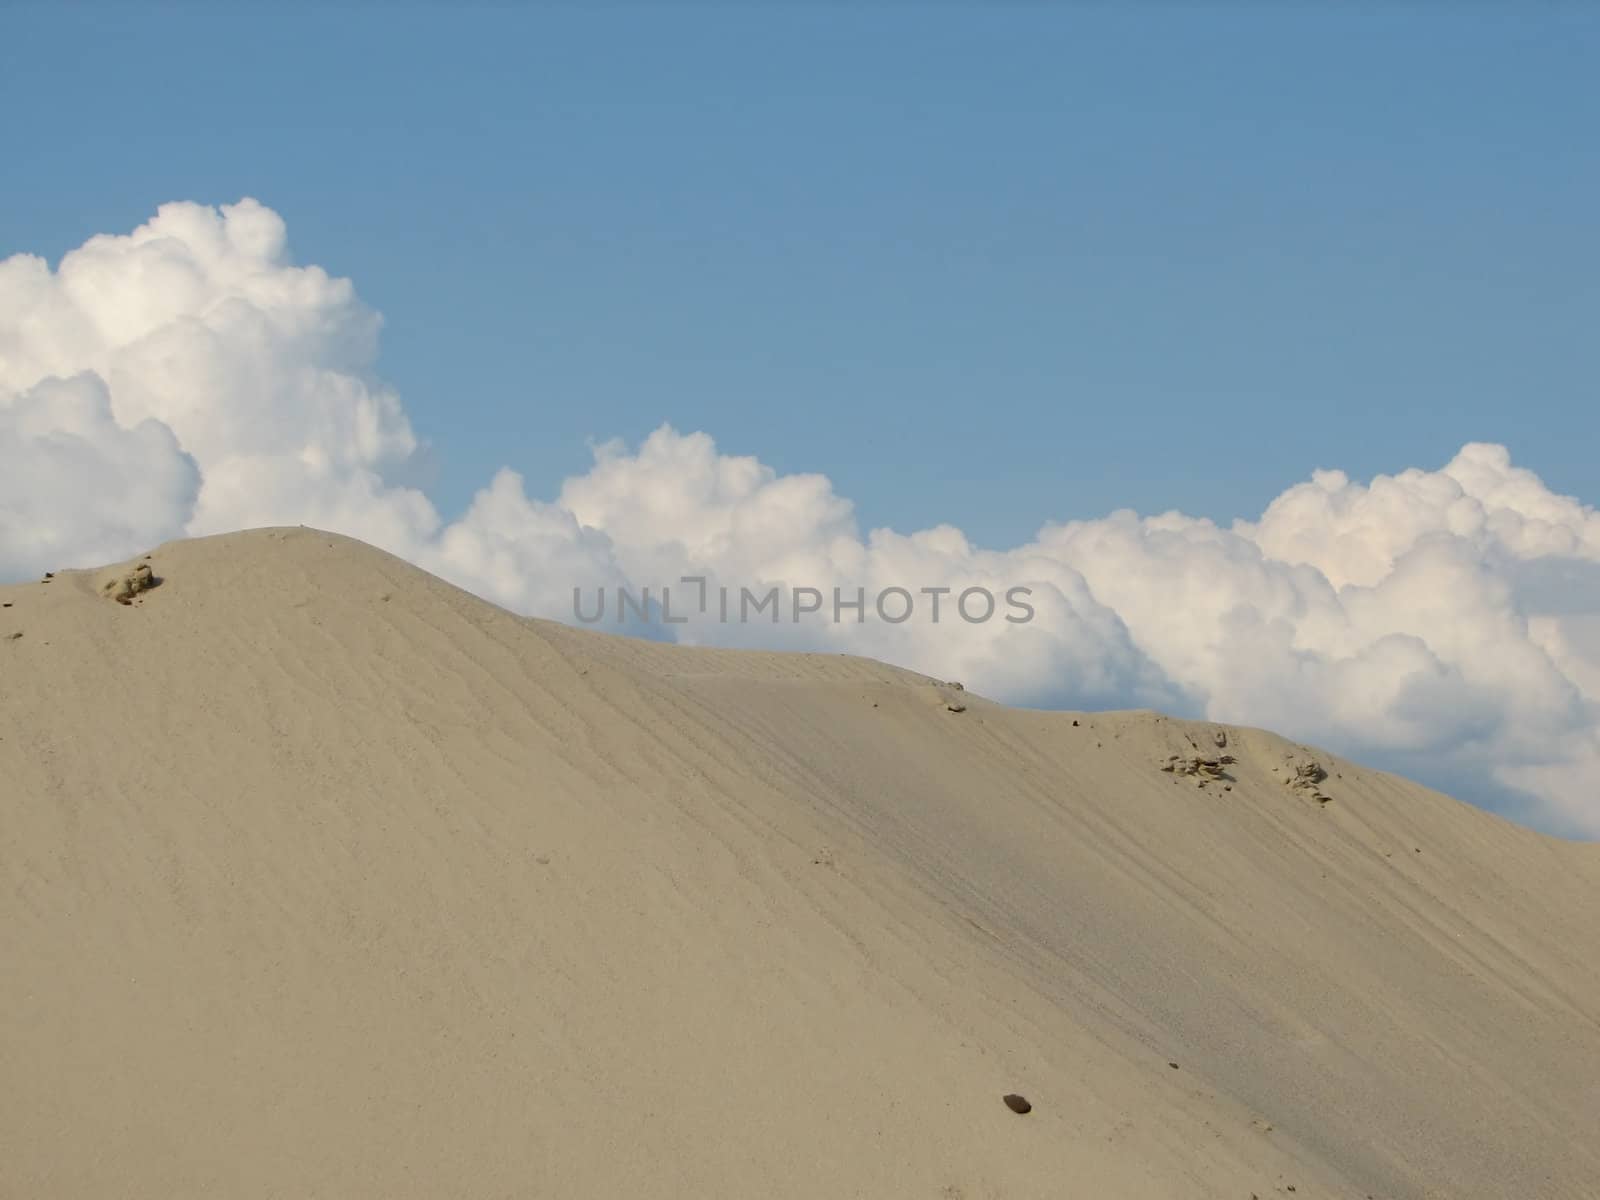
3 527 1597 1199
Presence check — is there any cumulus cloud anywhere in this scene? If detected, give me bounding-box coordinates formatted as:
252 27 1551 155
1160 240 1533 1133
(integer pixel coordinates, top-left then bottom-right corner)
0 199 438 554
2 199 1597 836
0 372 198 577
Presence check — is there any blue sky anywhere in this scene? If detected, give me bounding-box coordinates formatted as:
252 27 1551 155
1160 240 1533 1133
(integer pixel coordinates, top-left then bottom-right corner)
4 4 1595 546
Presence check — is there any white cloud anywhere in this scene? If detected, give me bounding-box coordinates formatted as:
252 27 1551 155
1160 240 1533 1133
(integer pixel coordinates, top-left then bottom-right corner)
2 199 1597 836
0 372 198 577
0 199 431 554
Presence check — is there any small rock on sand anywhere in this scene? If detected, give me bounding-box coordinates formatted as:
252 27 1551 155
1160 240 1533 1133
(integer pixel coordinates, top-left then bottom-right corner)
101 563 159 606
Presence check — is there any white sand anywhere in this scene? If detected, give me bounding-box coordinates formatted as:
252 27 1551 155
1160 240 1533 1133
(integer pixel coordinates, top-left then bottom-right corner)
3 527 1596 1198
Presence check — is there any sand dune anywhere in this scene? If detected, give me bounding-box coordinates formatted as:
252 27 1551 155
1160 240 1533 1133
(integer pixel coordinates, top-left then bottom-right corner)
3 527 1596 1199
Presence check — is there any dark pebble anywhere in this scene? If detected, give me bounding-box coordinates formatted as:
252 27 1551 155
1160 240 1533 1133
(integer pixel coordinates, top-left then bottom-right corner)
1002 1093 1032 1115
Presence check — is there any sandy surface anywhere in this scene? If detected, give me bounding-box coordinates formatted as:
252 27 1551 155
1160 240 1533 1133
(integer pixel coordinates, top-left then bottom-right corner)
3 527 1596 1199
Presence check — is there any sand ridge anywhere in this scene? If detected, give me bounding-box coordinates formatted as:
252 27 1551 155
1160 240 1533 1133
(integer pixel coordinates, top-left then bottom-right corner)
3 527 1597 1199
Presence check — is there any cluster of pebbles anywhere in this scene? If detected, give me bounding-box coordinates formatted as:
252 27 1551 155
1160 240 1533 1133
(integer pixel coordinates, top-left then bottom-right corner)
1158 732 1335 806
1283 758 1333 804
1160 752 1238 787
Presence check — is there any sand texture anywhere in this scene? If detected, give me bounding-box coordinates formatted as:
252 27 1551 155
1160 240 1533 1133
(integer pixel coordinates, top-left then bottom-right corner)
3 528 1597 1198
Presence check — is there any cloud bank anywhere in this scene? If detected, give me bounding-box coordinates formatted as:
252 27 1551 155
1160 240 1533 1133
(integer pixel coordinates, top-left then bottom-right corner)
3 200 1597 836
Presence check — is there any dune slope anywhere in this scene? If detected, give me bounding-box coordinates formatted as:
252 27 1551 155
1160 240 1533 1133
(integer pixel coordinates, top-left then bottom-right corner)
3 527 1597 1199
